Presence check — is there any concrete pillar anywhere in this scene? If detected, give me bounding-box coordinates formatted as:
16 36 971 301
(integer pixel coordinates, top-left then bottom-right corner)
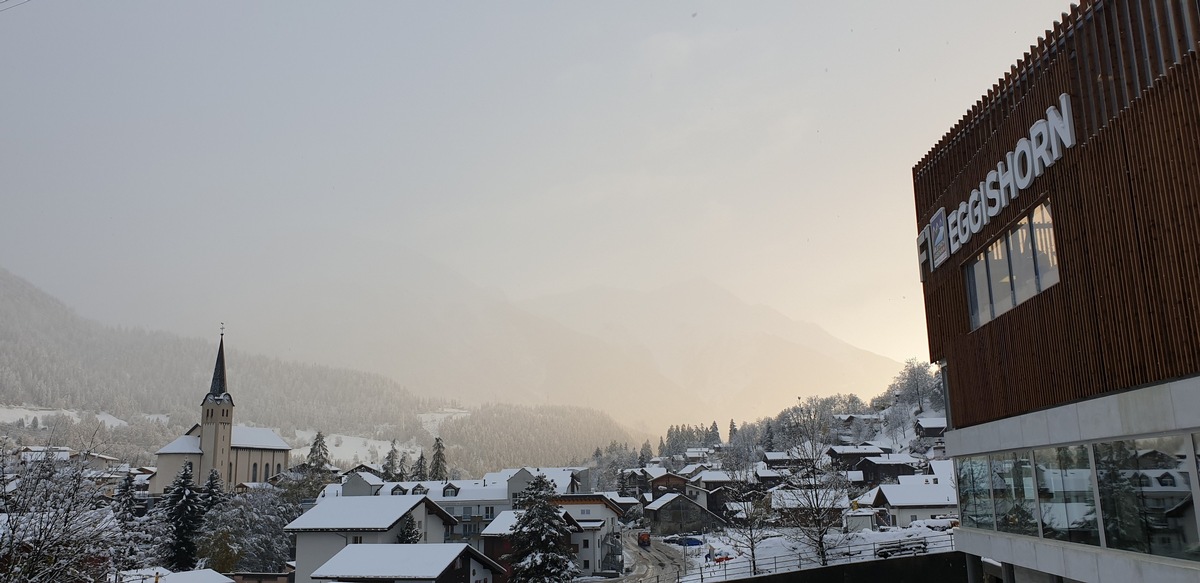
965 553 985 583
1002 562 1016 582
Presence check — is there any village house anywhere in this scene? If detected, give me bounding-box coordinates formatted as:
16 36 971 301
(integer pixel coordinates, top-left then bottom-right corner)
643 492 726 535
479 508 583 582
284 494 457 583
310 543 504 583
854 454 920 485
854 476 957 527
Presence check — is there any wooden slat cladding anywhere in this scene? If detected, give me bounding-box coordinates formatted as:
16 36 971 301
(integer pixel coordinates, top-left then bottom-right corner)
913 0 1200 428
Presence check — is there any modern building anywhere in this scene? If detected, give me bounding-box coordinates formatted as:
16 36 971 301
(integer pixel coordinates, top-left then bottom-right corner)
150 336 291 494
912 1 1200 582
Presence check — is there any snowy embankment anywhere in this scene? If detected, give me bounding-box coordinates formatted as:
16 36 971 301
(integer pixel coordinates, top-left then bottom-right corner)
661 526 954 583
0 404 132 428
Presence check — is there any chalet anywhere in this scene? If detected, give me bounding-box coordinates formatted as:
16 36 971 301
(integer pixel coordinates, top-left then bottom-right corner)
854 454 920 485
285 494 457 583
555 493 626 575
824 445 883 469
310 543 504 583
914 417 947 439
648 472 689 499
769 488 850 526
643 492 726 535
854 478 957 527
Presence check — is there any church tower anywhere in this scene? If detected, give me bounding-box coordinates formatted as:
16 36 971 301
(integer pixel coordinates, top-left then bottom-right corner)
198 334 234 487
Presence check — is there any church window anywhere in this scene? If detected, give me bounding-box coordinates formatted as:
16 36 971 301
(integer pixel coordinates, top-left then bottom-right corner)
252 463 258 482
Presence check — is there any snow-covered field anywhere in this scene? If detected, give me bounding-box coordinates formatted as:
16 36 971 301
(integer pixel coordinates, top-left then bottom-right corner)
292 429 421 467
0 405 133 428
417 408 470 437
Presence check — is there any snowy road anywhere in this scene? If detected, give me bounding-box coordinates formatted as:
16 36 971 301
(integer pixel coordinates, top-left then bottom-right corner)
619 535 686 583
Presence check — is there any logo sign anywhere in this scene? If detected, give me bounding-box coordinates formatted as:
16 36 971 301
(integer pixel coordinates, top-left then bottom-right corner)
918 93 1076 276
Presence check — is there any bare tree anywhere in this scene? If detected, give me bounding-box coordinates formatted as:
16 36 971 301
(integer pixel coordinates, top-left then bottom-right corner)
721 483 774 574
0 446 121 582
775 396 851 567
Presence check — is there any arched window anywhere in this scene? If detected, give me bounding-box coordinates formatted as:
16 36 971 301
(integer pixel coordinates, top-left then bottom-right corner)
252 463 258 482
276 463 282 476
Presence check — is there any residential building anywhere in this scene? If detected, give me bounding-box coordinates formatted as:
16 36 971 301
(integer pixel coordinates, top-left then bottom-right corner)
855 477 958 527
643 492 726 535
150 336 290 494
309 543 503 583
284 494 456 583
854 454 920 486
912 2 1200 580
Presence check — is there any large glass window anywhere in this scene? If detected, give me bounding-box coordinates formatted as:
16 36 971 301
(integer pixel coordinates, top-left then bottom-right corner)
1095 436 1195 560
987 238 1015 318
1031 203 1059 288
1009 218 1039 304
957 455 995 530
1034 445 1099 545
993 451 1040 536
964 201 1060 330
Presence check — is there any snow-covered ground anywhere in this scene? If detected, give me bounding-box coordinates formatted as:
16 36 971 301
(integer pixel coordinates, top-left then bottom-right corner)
417 408 470 438
292 429 421 467
0 404 132 428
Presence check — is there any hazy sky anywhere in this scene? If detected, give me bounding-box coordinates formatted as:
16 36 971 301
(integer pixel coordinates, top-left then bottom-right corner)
1 1 1074 363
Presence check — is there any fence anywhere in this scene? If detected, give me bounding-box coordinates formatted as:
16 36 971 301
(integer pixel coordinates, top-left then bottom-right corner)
645 531 955 583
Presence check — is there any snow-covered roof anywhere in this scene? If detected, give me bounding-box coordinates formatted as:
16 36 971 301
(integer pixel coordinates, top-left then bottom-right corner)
577 519 605 529
771 489 850 510
872 484 957 508
480 510 523 536
285 495 434 532
160 569 234 583
645 493 681 511
827 445 884 455
311 543 501 580
156 435 202 455
860 454 920 466
353 471 384 486
377 479 508 501
642 467 669 480
691 470 736 484
834 414 881 422
844 471 864 482
231 426 290 450
916 417 947 429
596 491 640 506
929 460 955 485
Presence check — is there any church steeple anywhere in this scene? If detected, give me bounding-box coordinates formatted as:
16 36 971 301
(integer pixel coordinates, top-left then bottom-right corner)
209 334 227 397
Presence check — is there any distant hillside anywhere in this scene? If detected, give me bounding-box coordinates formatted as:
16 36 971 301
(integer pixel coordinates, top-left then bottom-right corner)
520 280 903 425
0 268 643 469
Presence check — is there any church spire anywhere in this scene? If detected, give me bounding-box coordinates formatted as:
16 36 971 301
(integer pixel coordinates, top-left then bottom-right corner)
209 330 227 397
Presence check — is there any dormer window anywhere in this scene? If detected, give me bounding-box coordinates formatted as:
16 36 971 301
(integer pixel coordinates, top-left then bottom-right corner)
391 485 408 495
412 485 428 495
1158 473 1176 487
444 485 459 497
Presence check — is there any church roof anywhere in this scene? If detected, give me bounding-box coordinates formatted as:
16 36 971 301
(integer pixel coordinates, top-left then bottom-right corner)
157 435 203 455
232 426 290 450
155 427 290 455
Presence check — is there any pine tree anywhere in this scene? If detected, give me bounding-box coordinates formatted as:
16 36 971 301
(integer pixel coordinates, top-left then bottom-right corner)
383 440 402 481
198 487 302 572
154 462 205 571
307 431 330 470
639 440 653 464
395 513 423 543
200 468 228 514
760 421 775 450
729 419 738 441
657 437 666 457
504 475 580 583
709 420 721 444
396 452 410 482
429 437 448 481
412 452 428 481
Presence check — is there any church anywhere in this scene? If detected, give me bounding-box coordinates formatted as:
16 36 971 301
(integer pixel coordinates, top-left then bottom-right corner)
149 335 292 494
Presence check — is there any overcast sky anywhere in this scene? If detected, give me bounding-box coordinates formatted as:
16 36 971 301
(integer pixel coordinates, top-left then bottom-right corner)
1 1 1074 363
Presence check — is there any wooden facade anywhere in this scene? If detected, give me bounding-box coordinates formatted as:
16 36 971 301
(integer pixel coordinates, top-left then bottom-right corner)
913 0 1200 429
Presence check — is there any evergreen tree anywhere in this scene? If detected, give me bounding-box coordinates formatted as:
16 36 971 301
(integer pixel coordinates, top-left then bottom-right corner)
383 440 402 481
396 452 410 482
639 440 653 464
198 488 301 572
200 468 228 514
111 473 147 572
395 513 423 543
657 437 666 457
307 431 330 470
729 419 738 441
709 420 721 444
504 475 580 583
760 421 775 450
617 470 630 496
429 437 448 481
412 452 428 481
154 462 205 571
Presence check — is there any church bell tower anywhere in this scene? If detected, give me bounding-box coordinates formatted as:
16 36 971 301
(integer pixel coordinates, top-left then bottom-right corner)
199 333 234 487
